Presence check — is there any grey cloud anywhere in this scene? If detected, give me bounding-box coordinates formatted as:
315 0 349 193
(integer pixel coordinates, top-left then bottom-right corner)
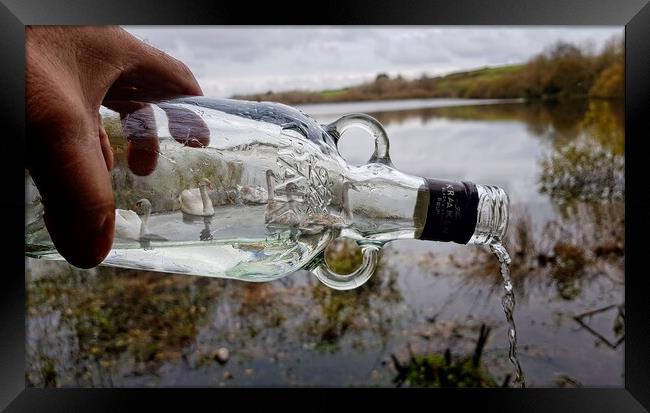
123 26 622 98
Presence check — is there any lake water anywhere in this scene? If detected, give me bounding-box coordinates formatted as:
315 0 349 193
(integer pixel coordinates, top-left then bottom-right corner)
26 98 624 387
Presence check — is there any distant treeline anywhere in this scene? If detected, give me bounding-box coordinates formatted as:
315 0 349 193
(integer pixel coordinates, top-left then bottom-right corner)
232 36 623 104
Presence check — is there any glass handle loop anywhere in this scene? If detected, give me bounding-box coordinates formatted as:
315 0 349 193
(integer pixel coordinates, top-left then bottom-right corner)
312 244 380 290
329 113 393 167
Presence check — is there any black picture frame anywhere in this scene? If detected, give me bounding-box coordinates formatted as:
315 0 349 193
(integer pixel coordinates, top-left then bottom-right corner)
2 0 649 411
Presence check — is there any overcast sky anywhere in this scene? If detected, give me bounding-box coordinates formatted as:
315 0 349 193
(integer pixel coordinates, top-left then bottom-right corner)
123 26 622 98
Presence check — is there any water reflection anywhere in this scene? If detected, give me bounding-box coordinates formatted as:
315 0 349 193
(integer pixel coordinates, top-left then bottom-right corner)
366 99 589 141
359 99 621 144
460 201 623 301
26 265 223 386
27 98 624 387
539 101 624 218
391 324 500 387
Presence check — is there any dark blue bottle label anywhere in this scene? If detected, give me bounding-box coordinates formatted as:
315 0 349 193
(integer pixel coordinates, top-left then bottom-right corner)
420 179 479 244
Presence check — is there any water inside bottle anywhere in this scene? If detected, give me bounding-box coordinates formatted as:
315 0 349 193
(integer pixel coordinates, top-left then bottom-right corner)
25 200 338 281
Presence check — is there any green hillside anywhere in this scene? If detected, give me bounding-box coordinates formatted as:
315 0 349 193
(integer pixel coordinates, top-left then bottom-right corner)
232 37 623 105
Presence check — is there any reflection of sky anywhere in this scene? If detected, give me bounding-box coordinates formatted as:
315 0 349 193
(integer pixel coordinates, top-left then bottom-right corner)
297 98 521 117
305 105 551 202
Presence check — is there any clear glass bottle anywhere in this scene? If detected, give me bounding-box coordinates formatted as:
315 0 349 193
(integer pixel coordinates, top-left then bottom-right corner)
25 97 508 290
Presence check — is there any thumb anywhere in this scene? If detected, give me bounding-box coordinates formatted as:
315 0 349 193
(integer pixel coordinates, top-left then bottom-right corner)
104 28 203 102
28 103 115 269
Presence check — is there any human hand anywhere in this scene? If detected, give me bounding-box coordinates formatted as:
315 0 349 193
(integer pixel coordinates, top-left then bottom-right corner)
26 26 204 268
111 102 211 177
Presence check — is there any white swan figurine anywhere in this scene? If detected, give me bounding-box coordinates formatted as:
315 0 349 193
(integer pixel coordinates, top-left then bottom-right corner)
298 181 358 235
179 178 215 217
264 169 300 226
115 209 141 241
115 199 168 247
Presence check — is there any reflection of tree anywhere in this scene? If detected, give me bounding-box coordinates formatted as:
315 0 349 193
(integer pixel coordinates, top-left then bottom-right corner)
369 99 625 151
305 262 401 353
578 100 624 155
368 100 591 142
539 137 624 216
26 263 223 387
525 99 588 140
459 201 624 302
538 99 624 218
126 259 406 384
551 242 588 300
26 249 406 386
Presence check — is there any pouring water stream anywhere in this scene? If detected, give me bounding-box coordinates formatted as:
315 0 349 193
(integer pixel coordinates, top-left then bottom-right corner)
489 239 525 388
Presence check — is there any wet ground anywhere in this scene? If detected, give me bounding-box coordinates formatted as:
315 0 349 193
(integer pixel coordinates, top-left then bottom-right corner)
26 98 624 387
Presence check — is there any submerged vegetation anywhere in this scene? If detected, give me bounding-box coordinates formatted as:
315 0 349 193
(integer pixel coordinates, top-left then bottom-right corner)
391 325 499 388
234 36 623 104
26 266 222 386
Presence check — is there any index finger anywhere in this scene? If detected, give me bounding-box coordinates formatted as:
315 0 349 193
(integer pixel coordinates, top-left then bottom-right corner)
159 103 211 148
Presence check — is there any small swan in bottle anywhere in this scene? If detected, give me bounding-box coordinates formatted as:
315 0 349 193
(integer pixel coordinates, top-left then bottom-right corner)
179 178 215 217
115 199 168 248
264 169 301 227
298 181 358 235
115 209 141 241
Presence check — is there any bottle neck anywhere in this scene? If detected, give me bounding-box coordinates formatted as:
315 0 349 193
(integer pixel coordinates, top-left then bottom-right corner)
416 179 509 245
341 163 509 246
